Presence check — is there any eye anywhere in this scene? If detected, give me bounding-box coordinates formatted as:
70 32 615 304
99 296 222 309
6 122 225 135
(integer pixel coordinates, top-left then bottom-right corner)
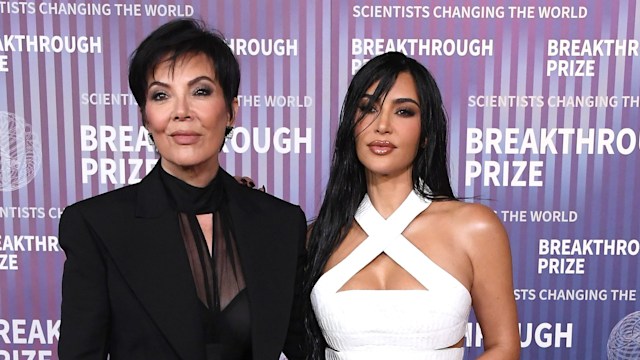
194 86 212 96
396 108 417 117
358 102 378 114
149 91 168 101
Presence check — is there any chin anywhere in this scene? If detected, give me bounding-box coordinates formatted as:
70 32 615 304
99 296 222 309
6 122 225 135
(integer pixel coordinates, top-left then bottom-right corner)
366 165 413 179
163 155 219 170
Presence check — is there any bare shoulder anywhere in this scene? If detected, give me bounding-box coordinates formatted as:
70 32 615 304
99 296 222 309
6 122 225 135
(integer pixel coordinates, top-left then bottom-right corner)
430 200 502 230
430 200 508 253
452 201 503 230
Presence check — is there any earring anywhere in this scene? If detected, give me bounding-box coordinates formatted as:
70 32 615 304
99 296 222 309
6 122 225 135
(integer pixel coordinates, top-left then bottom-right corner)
147 132 154 145
225 126 234 139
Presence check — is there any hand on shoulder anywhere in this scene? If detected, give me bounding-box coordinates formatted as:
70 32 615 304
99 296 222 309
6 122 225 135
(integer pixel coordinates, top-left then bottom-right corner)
234 175 266 192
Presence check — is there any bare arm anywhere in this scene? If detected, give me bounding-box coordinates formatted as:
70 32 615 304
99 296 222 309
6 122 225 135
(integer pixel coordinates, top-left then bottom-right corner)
463 204 520 359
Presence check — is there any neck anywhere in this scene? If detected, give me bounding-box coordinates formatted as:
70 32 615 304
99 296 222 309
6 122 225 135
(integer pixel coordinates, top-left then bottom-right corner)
365 171 414 218
160 159 220 188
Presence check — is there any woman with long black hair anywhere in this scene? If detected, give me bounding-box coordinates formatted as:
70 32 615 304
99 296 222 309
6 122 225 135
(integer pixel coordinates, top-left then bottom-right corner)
304 52 519 360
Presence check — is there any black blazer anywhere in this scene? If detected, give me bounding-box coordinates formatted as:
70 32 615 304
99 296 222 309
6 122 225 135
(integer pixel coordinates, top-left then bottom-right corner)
58 165 307 360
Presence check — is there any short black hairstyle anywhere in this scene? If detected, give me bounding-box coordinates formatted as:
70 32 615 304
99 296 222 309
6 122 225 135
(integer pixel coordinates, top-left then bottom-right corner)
128 18 240 121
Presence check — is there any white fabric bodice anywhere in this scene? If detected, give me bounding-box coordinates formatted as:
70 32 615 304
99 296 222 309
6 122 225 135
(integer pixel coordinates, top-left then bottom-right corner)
311 191 472 360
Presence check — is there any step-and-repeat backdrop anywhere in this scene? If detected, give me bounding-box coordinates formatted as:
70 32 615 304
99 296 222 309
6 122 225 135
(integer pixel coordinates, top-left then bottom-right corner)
1 1 639 359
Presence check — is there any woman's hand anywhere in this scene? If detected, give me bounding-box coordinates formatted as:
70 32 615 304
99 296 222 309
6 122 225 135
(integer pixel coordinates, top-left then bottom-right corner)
234 176 266 192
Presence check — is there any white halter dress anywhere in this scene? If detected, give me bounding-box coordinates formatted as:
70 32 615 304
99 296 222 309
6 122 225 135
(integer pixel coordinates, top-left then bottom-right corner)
311 191 472 360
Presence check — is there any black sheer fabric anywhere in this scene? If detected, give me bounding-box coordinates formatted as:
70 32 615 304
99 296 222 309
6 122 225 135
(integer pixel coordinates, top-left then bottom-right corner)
159 167 252 360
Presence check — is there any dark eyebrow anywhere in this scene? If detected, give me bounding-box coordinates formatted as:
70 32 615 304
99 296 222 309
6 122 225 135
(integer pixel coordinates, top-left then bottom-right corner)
392 98 420 107
147 76 216 90
360 94 420 108
147 80 167 89
187 76 216 87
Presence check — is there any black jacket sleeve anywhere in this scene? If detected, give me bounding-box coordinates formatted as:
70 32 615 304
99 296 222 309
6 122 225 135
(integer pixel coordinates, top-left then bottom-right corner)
282 207 308 360
58 204 110 359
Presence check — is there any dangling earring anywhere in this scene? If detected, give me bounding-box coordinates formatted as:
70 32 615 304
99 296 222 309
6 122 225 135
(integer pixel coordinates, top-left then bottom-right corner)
225 126 234 139
146 131 158 152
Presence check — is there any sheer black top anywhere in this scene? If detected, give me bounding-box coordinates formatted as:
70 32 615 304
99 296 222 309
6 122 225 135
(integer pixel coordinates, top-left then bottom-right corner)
159 167 251 360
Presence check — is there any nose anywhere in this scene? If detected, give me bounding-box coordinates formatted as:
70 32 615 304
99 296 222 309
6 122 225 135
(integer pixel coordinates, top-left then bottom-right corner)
375 110 391 134
172 95 191 121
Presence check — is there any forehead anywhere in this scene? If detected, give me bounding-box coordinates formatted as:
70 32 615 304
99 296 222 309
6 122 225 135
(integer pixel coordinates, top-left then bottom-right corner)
149 52 217 81
366 72 417 96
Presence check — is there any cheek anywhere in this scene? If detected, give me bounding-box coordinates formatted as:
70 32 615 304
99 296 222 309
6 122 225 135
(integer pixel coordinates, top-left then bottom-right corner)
411 134 423 152
143 107 162 130
208 112 231 134
203 104 232 126
354 135 370 164
353 118 364 134
353 117 376 142
408 121 422 143
146 107 178 134
353 126 369 152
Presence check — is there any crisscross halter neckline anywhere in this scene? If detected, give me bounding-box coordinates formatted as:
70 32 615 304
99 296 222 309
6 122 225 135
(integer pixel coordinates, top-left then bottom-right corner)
323 191 431 292
316 191 469 295
311 191 472 359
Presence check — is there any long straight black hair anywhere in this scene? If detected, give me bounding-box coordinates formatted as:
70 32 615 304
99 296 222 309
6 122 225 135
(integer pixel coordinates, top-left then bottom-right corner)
303 51 456 359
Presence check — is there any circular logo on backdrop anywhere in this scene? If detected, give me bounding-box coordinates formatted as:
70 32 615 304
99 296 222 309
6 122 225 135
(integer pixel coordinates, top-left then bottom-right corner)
608 311 640 359
0 111 42 191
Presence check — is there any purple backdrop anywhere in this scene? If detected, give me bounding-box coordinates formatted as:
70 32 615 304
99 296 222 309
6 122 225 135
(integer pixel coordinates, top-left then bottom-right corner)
1 1 638 359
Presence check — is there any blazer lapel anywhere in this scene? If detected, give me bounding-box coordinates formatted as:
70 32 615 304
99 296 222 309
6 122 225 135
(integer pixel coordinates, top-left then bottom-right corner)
221 171 298 359
97 165 204 360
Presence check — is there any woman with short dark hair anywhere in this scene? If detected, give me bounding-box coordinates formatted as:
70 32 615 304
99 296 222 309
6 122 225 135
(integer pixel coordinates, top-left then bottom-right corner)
58 18 306 360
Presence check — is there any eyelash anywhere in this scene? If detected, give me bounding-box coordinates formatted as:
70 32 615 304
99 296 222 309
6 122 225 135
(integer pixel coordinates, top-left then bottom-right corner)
149 86 212 101
358 104 377 113
150 91 167 101
396 108 416 117
194 86 212 96
358 104 417 117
